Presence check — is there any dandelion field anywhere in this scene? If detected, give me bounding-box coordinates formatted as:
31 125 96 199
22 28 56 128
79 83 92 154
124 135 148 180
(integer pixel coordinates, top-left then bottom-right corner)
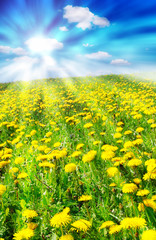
0 75 156 240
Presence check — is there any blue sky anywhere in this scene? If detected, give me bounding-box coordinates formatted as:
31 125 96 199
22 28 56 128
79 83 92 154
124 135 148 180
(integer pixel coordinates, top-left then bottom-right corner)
0 0 156 82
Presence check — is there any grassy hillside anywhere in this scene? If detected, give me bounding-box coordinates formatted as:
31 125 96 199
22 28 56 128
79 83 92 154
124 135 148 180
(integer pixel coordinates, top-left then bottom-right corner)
0 75 156 240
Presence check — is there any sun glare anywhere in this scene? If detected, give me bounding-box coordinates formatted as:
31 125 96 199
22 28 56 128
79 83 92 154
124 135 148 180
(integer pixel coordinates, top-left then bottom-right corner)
25 36 63 54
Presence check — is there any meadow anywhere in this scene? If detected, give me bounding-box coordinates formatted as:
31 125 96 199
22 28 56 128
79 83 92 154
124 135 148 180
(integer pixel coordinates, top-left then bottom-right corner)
0 75 156 240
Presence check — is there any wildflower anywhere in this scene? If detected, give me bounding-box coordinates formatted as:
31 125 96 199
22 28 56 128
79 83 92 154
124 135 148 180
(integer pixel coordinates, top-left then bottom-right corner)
136 127 144 133
106 167 119 177
46 132 52 137
101 151 115 160
117 121 124 126
116 127 123 132
124 130 132 135
17 172 28 179
14 157 24 164
76 143 84 150
99 221 115 231
27 222 38 230
0 184 6 195
59 234 74 240
133 178 141 184
39 161 55 168
23 210 38 219
143 199 156 211
124 141 134 149
30 130 36 136
50 207 71 228
13 228 34 240
120 217 146 229
138 203 145 212
82 150 97 163
16 143 23 148
71 219 91 232
109 224 122 234
93 141 101 145
65 163 76 173
101 145 118 152
9 167 19 173
122 183 138 193
78 195 92 201
127 159 142 167
53 142 61 148
88 131 95 136
141 230 156 240
114 133 122 139
137 189 150 197
133 138 143 145
71 151 82 158
84 123 93 129
109 183 116 187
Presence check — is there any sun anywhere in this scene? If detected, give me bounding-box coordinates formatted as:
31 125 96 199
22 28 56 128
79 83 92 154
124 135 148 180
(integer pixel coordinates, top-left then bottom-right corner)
25 36 63 54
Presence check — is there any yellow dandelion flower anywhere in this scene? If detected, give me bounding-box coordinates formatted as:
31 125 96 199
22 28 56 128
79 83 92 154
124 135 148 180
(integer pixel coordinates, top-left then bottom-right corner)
46 132 52 137
141 230 156 240
133 138 143 145
30 130 36 136
71 219 91 232
114 133 122 139
71 151 82 158
50 207 71 228
106 167 119 177
143 199 156 211
82 150 97 163
109 224 122 234
101 151 115 160
127 159 142 167
99 221 115 231
13 228 34 240
27 222 38 230
136 127 144 133
78 195 92 201
120 217 146 229
14 157 24 164
17 172 28 179
59 234 74 240
138 203 145 212
76 143 84 150
65 163 76 173
122 183 138 193
93 141 101 145
133 178 141 184
124 141 134 149
137 189 150 197
38 161 55 168
22 210 38 219
124 130 132 135
152 195 156 200
53 142 61 148
0 184 6 195
84 123 93 129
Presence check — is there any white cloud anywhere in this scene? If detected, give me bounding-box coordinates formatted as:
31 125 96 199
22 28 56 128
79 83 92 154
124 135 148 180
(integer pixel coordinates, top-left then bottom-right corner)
111 59 130 65
12 47 27 55
25 37 63 53
93 15 110 27
85 51 112 60
0 45 27 55
63 5 110 30
59 26 69 31
83 43 94 47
